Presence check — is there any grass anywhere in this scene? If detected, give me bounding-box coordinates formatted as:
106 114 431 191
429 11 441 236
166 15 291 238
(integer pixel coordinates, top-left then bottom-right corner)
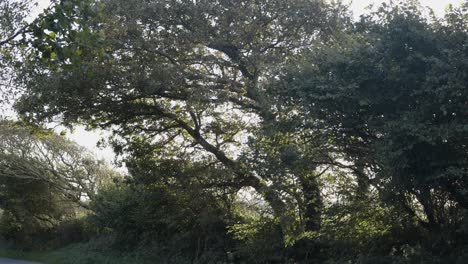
0 236 206 264
0 243 147 264
0 248 55 263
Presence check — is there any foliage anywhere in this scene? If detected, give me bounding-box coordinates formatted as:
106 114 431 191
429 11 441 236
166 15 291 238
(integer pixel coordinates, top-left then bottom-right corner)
0 120 117 207
274 0 468 251
0 120 116 249
229 217 286 263
0 0 35 114
89 161 235 263
0 0 466 263
16 0 349 240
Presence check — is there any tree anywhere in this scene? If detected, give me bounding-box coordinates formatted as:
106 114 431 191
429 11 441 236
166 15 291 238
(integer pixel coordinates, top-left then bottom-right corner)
0 120 116 210
0 119 119 248
274 1 467 237
16 0 348 240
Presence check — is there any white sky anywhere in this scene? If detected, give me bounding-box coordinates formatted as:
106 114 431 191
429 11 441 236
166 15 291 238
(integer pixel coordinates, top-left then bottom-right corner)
347 0 463 18
3 0 465 164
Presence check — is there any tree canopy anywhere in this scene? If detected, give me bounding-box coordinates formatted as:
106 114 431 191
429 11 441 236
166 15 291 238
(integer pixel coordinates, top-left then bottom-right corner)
0 0 466 263
17 0 351 239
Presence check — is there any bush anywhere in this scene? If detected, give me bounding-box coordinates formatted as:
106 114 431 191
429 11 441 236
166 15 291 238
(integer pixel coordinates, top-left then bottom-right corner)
89 182 233 262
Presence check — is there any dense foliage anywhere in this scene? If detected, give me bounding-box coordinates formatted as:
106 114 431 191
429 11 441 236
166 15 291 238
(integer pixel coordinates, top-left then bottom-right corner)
0 0 34 116
273 0 468 254
0 0 466 263
0 120 116 249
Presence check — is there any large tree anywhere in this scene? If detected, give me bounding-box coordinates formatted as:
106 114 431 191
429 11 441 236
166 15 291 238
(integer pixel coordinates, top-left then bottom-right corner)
274 1 468 235
16 0 347 239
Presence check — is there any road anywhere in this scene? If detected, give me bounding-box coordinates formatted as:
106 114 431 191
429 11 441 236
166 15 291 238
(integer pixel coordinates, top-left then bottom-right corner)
0 258 42 264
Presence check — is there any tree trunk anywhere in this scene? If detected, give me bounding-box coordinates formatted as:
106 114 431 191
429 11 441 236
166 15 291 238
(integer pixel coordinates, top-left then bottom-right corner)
246 176 293 244
300 176 322 232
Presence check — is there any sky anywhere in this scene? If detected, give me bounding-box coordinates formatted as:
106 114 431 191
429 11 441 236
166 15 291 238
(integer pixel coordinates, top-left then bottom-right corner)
4 0 465 165
347 0 463 18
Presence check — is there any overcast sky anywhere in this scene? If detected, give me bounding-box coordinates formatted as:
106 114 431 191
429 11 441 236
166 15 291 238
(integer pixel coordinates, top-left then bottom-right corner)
35 0 464 17
6 0 466 164
347 0 463 18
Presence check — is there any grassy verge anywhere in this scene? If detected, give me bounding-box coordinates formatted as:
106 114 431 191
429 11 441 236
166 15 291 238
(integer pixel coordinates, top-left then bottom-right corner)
0 248 55 263
0 243 147 264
